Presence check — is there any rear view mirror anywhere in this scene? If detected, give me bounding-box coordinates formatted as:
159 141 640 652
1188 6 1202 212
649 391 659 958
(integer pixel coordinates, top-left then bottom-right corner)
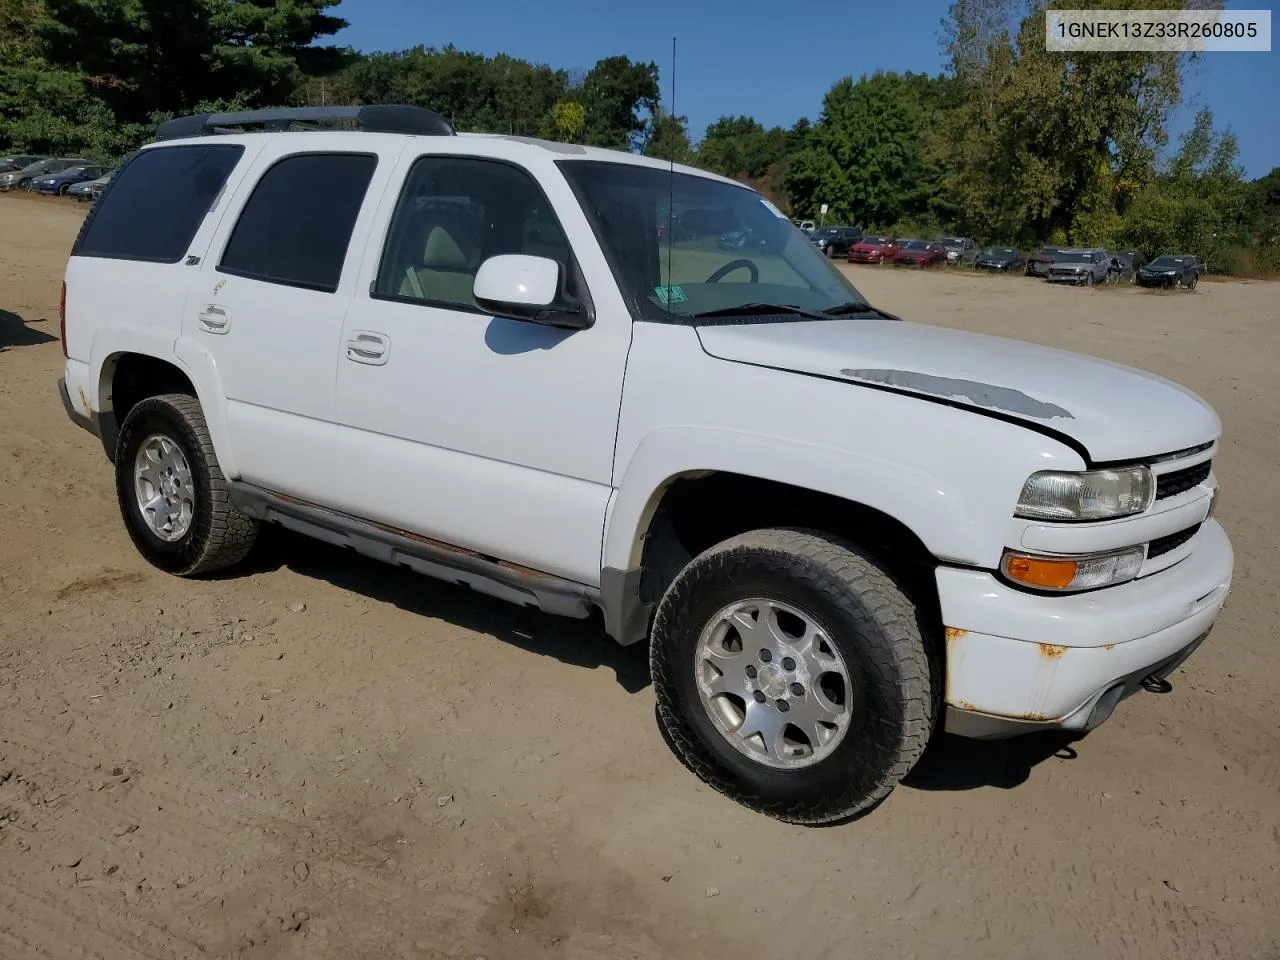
473 254 589 329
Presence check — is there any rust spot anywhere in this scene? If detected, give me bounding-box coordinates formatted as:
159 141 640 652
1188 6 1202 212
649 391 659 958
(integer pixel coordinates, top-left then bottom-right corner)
953 700 976 711
1039 643 1068 659
944 627 967 643
1103 643 1115 651
77 386 91 415
374 523 481 559
269 490 310 507
496 559 550 581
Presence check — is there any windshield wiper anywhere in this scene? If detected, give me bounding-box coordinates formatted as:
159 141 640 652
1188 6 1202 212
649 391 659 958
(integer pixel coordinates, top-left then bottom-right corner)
822 300 902 322
687 302 836 323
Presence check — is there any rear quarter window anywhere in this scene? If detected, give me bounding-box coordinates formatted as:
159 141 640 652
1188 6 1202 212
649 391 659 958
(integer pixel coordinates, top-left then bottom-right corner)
73 144 245 263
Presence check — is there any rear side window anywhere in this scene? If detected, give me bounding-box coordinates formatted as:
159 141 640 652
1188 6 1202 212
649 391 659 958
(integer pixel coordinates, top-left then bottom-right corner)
74 144 244 263
218 152 377 293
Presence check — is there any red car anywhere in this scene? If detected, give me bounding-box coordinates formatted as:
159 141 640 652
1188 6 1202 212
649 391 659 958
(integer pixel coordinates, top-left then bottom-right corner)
892 240 946 268
847 235 898 264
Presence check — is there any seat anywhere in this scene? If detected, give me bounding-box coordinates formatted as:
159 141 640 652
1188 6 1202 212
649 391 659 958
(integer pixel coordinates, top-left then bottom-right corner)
397 205 483 307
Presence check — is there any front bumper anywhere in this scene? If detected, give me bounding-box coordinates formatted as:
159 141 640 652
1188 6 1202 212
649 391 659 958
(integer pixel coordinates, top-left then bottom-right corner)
938 519 1233 739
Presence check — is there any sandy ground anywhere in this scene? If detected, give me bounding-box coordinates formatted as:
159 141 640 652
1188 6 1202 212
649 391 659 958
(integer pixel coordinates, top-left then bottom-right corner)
1 193 1277 960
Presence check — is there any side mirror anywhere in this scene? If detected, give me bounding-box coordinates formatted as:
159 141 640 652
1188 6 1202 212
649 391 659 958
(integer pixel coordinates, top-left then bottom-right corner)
473 254 589 329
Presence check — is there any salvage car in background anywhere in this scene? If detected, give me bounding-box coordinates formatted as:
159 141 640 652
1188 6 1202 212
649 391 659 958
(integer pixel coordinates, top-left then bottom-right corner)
1026 246 1064 278
1137 255 1203 290
1107 250 1144 284
892 240 947 268
31 163 108 196
67 170 116 201
810 225 862 258
847 235 899 264
939 236 978 266
974 247 1026 273
0 157 91 192
1046 248 1113 286
0 154 50 173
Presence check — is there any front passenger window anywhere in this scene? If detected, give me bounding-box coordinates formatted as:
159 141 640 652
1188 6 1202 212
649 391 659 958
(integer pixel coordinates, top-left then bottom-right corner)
373 156 573 312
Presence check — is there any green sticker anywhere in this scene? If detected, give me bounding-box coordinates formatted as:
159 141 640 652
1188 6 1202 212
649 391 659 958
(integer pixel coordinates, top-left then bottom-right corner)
653 284 688 305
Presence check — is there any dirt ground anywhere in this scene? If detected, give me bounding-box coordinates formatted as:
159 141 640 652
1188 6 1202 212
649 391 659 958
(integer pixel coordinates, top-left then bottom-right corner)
1 193 1277 960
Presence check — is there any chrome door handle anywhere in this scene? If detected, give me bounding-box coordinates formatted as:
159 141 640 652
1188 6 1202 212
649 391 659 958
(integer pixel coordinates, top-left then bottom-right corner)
197 304 231 333
345 331 389 365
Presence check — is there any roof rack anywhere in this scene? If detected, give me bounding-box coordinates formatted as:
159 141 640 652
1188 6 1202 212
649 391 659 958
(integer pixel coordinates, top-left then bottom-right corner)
154 105 456 141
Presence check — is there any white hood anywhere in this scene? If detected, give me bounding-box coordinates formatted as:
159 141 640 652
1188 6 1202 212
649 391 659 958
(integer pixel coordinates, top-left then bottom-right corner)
695 319 1221 462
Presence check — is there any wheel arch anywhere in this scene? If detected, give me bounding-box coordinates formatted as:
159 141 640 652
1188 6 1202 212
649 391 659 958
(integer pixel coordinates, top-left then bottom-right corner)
600 428 968 646
93 340 234 475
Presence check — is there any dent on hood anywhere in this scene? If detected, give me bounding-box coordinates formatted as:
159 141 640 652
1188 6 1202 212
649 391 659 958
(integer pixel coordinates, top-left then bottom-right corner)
838 368 1075 420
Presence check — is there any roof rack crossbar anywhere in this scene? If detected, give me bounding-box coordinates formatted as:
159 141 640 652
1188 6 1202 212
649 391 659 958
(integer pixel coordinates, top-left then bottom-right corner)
155 105 456 141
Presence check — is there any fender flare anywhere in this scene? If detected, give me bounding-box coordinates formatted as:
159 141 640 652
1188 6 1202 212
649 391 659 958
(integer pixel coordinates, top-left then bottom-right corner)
598 427 984 644
91 330 237 478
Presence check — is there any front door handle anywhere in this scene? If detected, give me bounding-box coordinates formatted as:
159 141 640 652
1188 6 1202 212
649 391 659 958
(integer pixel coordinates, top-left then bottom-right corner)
345 330 390 365
197 304 231 334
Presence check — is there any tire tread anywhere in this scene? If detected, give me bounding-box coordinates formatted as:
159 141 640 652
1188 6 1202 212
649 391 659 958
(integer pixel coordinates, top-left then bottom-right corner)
650 527 938 825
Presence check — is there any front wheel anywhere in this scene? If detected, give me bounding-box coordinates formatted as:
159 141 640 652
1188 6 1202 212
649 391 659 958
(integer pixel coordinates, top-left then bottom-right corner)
115 393 259 576
650 528 939 824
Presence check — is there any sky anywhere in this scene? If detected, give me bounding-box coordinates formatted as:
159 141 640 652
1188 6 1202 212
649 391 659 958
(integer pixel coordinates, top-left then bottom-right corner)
330 0 1279 179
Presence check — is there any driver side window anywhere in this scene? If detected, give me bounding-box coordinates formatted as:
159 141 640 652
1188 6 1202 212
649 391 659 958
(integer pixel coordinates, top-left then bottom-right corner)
373 156 573 312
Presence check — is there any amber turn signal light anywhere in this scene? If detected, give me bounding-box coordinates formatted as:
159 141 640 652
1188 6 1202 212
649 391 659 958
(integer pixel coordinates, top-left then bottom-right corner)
1001 546 1146 593
1003 554 1078 590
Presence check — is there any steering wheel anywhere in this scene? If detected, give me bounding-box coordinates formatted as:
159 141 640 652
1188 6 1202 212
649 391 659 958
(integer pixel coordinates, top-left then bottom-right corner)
705 259 759 284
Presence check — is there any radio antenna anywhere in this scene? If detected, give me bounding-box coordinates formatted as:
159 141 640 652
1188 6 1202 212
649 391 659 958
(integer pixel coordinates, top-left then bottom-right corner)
665 36 676 322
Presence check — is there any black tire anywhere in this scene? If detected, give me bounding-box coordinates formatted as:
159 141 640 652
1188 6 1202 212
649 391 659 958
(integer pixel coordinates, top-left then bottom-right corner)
650 527 939 824
1188 273 1198 290
115 393 258 576
57 184 70 196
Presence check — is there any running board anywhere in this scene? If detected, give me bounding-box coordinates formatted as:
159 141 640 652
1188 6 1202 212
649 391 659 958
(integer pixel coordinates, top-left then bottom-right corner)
229 482 598 620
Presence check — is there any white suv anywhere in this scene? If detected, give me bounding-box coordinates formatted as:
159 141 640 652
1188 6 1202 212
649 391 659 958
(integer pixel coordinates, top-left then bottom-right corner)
57 105 1233 824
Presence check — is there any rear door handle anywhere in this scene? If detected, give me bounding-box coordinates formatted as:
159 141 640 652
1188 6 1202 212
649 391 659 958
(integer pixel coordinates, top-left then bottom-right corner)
197 304 231 334
345 330 390 365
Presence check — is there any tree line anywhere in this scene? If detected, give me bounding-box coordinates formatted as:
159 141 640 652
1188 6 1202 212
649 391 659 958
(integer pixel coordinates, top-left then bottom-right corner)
1 0 1275 274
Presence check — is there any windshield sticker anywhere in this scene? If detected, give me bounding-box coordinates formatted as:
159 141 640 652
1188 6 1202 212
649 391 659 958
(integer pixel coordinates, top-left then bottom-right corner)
653 284 688 305
761 199 788 219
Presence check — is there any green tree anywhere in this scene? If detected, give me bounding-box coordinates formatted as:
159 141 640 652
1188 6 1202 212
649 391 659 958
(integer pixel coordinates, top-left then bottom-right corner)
937 0 1183 241
642 107 692 163
577 55 659 150
37 0 348 124
781 71 947 226
696 116 788 180
542 99 585 142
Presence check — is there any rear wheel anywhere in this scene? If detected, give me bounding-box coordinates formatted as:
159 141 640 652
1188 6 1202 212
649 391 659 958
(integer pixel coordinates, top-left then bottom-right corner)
650 528 939 824
1188 273 1198 290
115 393 258 576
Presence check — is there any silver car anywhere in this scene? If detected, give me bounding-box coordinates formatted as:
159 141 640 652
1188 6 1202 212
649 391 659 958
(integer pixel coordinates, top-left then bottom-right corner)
1045 248 1112 286
939 236 978 265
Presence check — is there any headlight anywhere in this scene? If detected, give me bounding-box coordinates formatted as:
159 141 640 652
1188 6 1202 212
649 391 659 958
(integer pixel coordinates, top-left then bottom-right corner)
1002 546 1145 592
1015 467 1154 521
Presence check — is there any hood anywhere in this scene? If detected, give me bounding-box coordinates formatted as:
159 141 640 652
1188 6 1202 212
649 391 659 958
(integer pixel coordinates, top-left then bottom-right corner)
695 319 1220 462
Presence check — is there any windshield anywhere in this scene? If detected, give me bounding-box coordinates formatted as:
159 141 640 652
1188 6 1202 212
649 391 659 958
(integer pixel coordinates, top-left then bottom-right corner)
1056 252 1093 264
861 236 891 245
940 238 964 247
1148 256 1183 268
558 160 866 323
812 227 841 238
900 241 929 251
985 248 1016 256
